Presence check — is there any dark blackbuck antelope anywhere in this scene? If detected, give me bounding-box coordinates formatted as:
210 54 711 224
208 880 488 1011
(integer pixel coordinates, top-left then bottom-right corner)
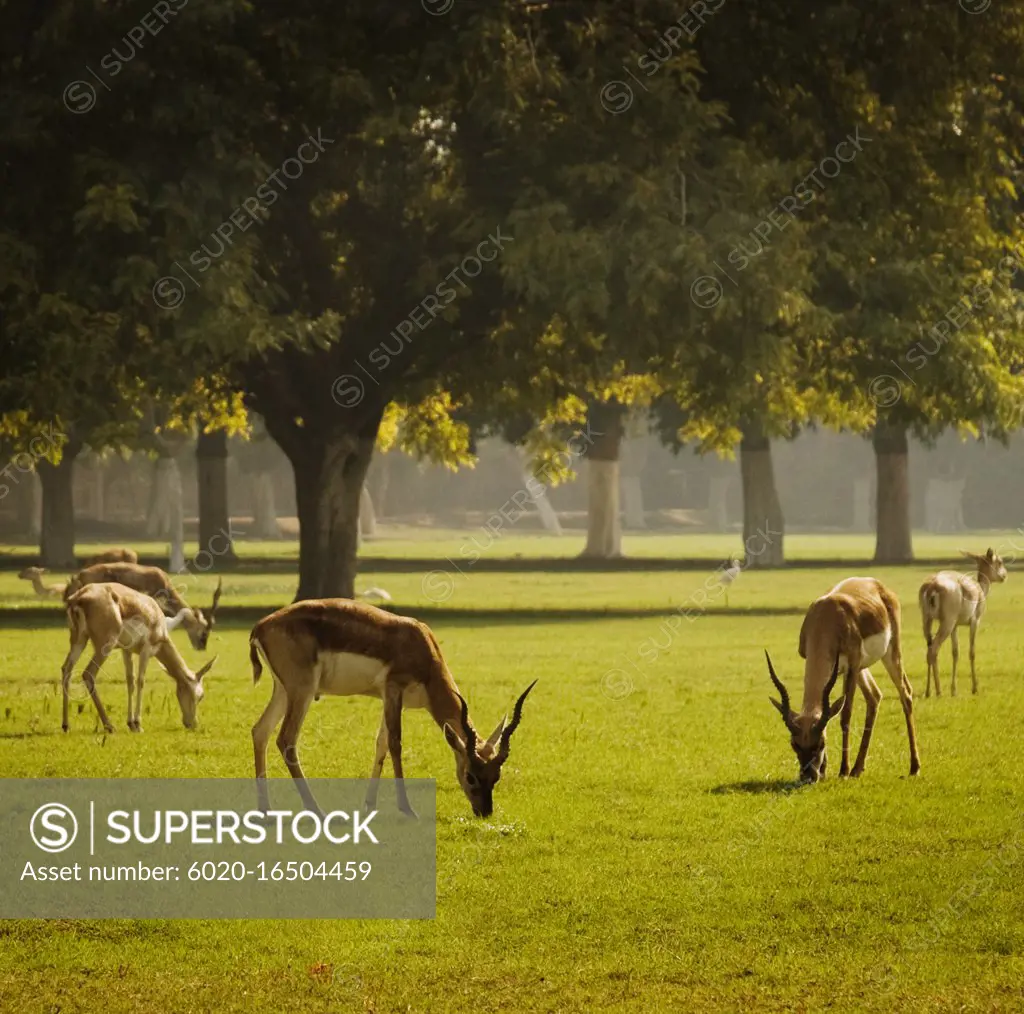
919 548 1007 697
248 599 537 818
766 577 921 783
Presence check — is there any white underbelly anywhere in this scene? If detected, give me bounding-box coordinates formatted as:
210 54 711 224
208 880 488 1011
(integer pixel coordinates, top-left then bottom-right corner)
314 651 429 709
316 652 390 697
837 631 891 672
860 631 890 668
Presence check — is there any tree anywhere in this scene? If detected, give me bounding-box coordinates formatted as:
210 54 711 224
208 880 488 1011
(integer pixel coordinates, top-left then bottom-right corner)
0 1 261 563
690 0 1024 562
230 1 736 594
196 427 237 563
580 399 626 558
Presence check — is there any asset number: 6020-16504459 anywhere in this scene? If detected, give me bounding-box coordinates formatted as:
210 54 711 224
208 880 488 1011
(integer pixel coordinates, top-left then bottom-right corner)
187 860 372 882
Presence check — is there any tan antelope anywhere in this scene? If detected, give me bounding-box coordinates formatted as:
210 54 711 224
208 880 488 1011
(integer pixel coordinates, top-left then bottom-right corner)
61 583 215 733
64 563 221 651
248 599 537 819
919 548 1007 697
766 576 921 783
83 547 139 565
18 566 67 598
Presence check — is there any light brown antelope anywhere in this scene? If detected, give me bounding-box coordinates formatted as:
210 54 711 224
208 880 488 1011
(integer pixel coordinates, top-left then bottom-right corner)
83 547 139 566
919 548 1007 697
61 582 215 733
64 563 221 651
18 566 67 598
248 599 537 819
766 576 921 783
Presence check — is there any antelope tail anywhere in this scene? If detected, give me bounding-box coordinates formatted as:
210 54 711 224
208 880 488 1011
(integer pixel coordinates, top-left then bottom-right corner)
248 632 283 688
919 585 940 646
924 590 940 616
249 635 264 684
67 603 88 644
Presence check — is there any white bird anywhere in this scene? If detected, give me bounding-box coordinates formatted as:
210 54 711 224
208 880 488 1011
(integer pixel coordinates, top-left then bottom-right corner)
357 587 392 604
716 557 742 608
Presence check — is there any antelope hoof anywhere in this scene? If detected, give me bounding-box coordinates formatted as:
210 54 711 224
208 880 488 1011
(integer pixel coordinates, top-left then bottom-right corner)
398 804 419 820
910 762 921 776
850 766 865 778
61 723 69 733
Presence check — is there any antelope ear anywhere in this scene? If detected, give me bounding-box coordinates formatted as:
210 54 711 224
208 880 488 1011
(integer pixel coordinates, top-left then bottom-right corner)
769 696 787 716
195 656 217 682
986 547 995 561
826 695 846 720
443 723 465 754
485 715 507 749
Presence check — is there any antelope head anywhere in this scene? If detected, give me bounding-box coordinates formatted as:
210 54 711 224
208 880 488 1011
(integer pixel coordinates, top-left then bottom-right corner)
442 680 538 818
766 651 844 784
185 577 223 651
173 657 217 729
961 547 1008 585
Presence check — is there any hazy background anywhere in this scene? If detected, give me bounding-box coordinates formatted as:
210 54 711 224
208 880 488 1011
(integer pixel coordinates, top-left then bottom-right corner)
4 425 1021 545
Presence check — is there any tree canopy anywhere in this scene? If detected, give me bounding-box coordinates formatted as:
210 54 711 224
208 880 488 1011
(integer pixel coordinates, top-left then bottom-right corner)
4 0 1024 584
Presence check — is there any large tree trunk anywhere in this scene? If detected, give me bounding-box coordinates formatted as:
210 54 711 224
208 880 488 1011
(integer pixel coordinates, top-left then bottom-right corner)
196 429 236 562
581 401 625 558
739 423 784 568
37 439 82 568
287 433 377 600
873 423 913 562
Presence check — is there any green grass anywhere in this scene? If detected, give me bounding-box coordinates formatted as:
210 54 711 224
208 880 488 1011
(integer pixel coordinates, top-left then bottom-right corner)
4 525 1024 566
0 557 1022 1011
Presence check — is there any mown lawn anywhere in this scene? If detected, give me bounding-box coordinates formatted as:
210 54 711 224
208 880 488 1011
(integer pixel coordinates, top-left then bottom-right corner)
3 525 1024 566
0 555 1022 1011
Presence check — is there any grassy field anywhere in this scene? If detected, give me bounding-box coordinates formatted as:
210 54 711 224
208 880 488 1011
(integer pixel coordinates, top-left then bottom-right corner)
4 525 1024 565
0 541 1022 1011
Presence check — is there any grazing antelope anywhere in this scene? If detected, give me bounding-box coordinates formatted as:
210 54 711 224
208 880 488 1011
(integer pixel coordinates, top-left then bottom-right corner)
18 566 67 598
919 548 1008 697
766 576 921 783
249 599 537 819
64 563 222 651
83 548 139 566
61 582 215 733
